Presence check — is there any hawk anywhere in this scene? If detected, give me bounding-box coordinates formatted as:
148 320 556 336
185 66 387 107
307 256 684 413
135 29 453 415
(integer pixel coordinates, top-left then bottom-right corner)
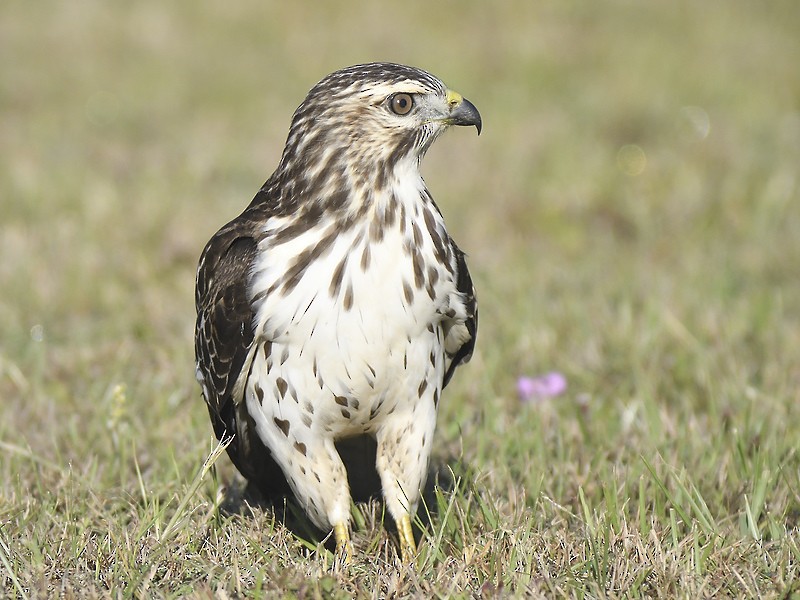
195 62 480 562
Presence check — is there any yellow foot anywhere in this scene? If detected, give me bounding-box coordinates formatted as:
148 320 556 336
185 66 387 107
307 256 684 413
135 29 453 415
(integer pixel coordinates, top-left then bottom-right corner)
333 522 353 565
397 515 417 564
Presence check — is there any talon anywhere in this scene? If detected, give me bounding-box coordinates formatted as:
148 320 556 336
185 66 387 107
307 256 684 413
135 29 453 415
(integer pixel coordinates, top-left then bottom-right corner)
397 515 417 564
333 522 353 565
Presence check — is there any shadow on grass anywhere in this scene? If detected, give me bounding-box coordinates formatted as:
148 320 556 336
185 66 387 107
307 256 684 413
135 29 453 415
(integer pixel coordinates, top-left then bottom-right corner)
218 434 467 552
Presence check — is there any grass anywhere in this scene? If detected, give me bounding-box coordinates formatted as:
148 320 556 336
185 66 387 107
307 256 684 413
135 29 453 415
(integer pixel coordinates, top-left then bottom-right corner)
2 0 800 597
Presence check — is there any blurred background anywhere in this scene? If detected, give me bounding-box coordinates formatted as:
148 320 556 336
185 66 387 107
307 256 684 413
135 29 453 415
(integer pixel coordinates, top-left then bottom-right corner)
1 0 800 592
4 0 800 490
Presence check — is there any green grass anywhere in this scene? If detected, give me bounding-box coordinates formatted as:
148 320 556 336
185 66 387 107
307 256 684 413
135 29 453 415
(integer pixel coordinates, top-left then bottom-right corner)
2 0 800 597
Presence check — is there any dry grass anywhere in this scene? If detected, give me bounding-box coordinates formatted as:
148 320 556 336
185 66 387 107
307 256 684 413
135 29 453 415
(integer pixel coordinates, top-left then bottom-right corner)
2 0 800 597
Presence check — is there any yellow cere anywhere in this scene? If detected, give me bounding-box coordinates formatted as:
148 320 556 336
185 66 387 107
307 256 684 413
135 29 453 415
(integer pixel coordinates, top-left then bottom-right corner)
445 89 463 108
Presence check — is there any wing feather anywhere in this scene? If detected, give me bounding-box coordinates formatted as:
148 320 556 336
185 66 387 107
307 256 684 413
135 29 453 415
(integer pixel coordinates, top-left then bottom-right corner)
442 244 478 388
194 203 290 496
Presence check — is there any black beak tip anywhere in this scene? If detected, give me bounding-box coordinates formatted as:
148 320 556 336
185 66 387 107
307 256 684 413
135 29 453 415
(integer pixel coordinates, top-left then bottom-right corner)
451 97 482 135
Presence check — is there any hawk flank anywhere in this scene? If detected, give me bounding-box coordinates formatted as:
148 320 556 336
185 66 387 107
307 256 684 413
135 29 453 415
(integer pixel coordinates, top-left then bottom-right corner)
195 63 480 562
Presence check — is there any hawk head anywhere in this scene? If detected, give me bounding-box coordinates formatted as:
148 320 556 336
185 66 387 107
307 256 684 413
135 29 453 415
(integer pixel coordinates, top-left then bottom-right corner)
276 63 481 188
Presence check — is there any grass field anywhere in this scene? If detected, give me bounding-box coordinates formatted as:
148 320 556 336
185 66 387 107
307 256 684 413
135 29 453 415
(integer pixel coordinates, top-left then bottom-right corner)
2 1 800 597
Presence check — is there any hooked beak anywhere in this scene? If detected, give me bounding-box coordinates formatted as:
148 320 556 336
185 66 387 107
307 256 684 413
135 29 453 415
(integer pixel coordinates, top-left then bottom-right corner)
445 89 482 135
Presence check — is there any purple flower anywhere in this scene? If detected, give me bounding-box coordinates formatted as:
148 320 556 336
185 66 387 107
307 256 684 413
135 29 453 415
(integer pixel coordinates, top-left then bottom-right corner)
517 372 567 403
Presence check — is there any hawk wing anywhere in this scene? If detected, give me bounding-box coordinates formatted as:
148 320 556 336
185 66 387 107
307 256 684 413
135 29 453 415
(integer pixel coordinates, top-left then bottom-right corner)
442 244 478 388
194 204 291 496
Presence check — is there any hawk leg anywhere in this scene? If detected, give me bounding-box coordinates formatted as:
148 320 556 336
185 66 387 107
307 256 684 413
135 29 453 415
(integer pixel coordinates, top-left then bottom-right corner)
374 404 437 563
333 522 353 565
249 413 354 562
397 514 417 564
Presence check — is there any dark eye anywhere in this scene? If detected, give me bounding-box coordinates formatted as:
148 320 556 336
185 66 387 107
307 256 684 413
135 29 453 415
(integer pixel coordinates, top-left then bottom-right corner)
389 93 414 115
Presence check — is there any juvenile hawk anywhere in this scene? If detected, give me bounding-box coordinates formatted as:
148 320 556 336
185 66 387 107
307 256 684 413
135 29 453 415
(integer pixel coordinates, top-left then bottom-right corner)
195 62 480 562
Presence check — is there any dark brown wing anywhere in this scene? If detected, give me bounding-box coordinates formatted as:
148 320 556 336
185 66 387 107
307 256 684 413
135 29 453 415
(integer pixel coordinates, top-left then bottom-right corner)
194 206 291 496
442 244 478 388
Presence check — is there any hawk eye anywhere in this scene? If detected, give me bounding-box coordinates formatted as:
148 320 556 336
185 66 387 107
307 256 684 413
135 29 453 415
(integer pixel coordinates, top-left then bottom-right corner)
389 93 414 116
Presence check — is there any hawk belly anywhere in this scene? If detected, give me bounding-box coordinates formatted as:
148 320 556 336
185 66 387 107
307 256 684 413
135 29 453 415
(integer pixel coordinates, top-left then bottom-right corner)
243 197 455 530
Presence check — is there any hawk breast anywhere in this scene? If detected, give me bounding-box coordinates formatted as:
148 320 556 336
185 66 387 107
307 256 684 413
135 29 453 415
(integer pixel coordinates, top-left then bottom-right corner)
246 184 459 428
